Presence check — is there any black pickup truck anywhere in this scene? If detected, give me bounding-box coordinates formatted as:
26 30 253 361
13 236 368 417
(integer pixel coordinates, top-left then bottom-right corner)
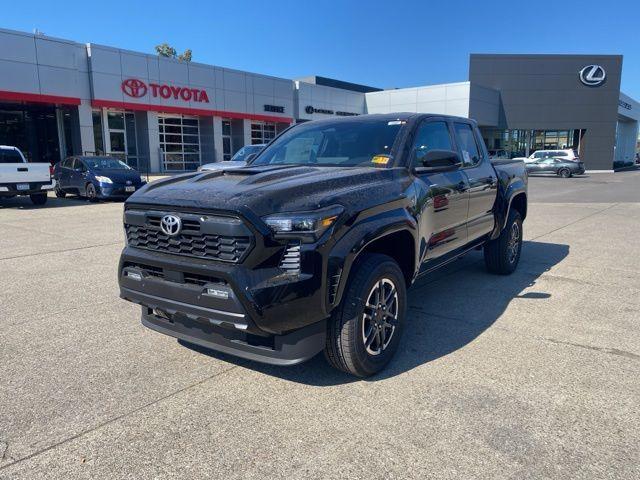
119 113 527 377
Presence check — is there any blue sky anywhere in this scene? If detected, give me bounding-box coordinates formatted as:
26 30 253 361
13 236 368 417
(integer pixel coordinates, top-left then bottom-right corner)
3 0 640 98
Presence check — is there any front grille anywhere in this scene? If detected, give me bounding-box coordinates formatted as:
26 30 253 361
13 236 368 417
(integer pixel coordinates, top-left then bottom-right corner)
125 225 252 263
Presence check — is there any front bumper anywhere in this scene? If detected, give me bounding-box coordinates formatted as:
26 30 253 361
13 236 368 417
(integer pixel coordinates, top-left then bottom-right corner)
118 243 330 365
140 307 326 366
97 183 144 199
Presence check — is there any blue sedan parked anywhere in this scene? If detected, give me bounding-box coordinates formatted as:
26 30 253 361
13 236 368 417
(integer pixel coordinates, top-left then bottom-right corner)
54 156 146 201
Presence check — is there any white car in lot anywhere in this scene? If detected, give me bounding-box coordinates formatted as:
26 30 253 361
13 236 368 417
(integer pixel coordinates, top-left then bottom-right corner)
0 146 54 205
515 149 580 164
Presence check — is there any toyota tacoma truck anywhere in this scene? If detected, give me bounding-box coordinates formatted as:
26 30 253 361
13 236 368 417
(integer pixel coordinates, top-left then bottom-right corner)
0 146 54 205
118 114 527 377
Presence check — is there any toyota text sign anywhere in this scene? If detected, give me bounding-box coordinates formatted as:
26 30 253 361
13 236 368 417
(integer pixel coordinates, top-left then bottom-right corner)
121 78 210 103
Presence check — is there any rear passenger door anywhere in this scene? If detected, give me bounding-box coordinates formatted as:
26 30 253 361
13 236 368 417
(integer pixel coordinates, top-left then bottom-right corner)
453 122 498 243
58 158 73 189
410 118 469 264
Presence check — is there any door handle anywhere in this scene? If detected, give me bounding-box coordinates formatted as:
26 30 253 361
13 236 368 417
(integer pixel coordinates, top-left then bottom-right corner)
17 167 28 172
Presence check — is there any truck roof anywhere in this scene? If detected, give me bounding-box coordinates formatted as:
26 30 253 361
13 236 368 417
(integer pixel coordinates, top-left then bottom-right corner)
303 112 476 125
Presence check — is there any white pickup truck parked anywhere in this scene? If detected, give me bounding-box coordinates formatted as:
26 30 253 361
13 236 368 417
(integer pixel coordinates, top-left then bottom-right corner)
0 146 54 205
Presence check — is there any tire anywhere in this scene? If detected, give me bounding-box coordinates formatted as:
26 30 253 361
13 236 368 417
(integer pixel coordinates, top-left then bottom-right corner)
324 253 406 377
54 185 66 198
85 183 98 202
484 209 523 275
29 193 48 206
558 168 571 178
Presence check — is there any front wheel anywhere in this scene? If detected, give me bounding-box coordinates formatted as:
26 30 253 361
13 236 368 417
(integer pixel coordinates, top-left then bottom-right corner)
484 209 523 275
324 253 406 377
85 183 99 202
30 193 48 206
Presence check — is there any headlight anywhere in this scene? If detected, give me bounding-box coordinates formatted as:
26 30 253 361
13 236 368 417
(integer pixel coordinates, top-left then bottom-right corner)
95 176 113 184
263 206 343 240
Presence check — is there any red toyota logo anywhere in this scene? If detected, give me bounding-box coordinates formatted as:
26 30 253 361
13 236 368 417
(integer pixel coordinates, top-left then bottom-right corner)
121 78 148 98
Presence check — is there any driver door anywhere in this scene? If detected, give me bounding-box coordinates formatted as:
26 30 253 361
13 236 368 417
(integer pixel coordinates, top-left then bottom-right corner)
410 118 469 266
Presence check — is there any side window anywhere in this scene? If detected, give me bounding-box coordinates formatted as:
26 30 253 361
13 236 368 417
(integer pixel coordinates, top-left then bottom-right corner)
454 123 481 167
73 159 85 171
533 151 545 159
411 121 453 168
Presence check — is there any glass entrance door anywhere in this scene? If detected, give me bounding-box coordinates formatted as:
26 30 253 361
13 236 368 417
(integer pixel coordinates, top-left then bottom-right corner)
104 110 139 169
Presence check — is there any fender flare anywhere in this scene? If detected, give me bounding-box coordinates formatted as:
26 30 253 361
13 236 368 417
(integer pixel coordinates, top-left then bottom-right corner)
491 179 527 239
325 207 418 310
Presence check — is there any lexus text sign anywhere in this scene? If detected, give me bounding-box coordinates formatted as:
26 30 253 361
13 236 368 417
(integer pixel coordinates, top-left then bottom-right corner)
121 78 210 103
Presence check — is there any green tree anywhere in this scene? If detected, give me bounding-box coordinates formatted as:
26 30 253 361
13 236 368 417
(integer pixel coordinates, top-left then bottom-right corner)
154 43 192 62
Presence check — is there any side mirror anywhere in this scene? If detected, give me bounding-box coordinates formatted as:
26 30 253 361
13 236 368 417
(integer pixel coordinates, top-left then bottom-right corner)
413 149 462 174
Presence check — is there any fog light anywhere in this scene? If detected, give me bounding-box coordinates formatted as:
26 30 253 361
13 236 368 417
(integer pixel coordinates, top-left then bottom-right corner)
206 288 229 299
126 271 142 281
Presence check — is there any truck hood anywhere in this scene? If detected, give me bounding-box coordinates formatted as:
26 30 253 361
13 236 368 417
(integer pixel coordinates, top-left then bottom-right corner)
126 165 409 217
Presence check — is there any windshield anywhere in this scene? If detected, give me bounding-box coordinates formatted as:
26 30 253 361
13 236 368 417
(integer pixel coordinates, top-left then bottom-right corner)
83 157 131 170
231 145 263 161
250 119 403 167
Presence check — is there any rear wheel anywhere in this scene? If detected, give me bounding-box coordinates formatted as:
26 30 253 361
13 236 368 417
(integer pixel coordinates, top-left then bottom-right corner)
85 183 98 202
484 209 522 275
54 185 66 198
30 193 48 206
324 253 406 377
558 168 571 178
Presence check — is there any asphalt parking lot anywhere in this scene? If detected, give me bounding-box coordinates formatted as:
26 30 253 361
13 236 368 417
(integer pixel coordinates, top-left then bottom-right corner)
1 172 639 479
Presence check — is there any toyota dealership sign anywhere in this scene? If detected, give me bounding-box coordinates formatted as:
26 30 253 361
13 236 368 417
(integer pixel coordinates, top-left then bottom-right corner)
121 78 210 103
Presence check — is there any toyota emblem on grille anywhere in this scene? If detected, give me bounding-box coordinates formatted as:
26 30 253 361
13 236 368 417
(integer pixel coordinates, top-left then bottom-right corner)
160 214 182 236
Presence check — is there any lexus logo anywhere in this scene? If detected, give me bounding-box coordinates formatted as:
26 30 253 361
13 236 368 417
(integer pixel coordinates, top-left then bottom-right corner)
121 78 148 98
579 65 606 87
160 214 181 236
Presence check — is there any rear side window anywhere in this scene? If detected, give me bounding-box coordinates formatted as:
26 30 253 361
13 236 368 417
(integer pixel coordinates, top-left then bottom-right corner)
72 158 85 171
454 123 481 166
555 151 567 157
410 121 453 168
0 149 24 164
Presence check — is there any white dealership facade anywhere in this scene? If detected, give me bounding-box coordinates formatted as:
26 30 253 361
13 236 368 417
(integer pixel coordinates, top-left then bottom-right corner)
0 27 637 172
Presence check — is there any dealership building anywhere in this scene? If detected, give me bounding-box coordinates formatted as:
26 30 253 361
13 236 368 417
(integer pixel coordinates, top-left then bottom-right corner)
0 27 638 172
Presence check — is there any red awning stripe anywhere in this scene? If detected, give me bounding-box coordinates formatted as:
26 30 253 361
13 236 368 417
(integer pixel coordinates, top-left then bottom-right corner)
0 90 81 106
91 99 293 123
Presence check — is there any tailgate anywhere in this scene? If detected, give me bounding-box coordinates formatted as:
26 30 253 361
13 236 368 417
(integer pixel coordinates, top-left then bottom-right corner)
0 163 51 184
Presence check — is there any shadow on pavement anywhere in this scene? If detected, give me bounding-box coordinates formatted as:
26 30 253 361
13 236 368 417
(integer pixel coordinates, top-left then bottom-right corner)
181 240 569 385
0 194 124 210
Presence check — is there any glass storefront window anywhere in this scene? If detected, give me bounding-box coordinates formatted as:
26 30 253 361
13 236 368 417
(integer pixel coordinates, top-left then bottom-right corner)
107 111 125 130
481 128 585 158
159 114 201 172
251 122 277 145
222 119 232 161
92 110 104 154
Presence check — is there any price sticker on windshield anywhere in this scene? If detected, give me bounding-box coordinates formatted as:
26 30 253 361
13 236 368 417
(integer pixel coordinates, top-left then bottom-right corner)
371 155 390 165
